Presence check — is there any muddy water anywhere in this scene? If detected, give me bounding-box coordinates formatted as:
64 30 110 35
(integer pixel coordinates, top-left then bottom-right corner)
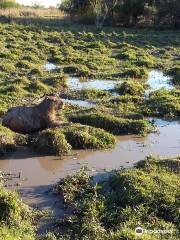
0 119 179 188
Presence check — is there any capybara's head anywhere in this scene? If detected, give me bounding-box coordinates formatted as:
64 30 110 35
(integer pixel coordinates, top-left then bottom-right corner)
40 95 64 111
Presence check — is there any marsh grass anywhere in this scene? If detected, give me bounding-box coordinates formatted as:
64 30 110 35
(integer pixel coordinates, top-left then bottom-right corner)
0 125 16 155
115 80 147 96
54 156 180 240
32 129 72 156
146 89 180 117
62 124 116 149
68 112 149 135
32 124 115 155
0 185 36 240
0 23 179 155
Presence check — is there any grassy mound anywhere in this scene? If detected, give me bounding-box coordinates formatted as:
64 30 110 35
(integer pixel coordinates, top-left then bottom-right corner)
54 156 180 240
68 112 149 135
167 66 180 85
33 129 71 156
115 80 146 96
62 88 111 101
0 185 35 240
33 125 115 155
62 124 116 149
0 125 16 155
146 89 180 117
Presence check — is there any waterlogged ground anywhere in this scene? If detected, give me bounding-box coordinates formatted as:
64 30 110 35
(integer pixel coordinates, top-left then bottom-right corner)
0 118 179 189
0 24 179 237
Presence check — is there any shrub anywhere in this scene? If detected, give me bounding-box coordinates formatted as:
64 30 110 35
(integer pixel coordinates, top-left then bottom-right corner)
62 124 115 149
33 129 71 156
68 112 149 135
0 0 20 9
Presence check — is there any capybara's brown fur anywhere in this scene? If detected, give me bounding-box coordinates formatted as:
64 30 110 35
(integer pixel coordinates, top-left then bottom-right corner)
2 95 64 133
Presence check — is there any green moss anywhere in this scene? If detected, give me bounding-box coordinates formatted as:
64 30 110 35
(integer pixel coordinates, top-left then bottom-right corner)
68 112 149 135
62 124 116 149
33 129 71 156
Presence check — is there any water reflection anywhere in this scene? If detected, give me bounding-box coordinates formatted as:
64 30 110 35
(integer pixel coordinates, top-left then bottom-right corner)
147 70 173 91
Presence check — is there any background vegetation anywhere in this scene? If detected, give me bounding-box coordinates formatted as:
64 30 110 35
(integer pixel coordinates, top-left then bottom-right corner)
60 0 180 29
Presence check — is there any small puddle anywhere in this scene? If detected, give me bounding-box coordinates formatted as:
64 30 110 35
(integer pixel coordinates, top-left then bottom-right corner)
62 98 96 107
67 77 119 91
147 70 173 91
44 62 57 71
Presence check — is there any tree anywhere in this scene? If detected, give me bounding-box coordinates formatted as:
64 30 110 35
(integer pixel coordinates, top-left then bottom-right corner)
0 0 20 9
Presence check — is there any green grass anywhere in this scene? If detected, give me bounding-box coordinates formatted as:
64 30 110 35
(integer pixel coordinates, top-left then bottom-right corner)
0 125 16 155
62 124 116 149
68 112 149 135
0 185 36 240
32 128 72 156
53 156 180 240
31 124 115 155
145 89 180 117
115 80 147 96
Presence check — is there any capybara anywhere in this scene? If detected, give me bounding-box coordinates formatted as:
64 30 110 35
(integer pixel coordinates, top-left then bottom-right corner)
2 95 64 133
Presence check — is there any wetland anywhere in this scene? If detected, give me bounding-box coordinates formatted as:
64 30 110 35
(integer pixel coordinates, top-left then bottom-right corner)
0 22 179 240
